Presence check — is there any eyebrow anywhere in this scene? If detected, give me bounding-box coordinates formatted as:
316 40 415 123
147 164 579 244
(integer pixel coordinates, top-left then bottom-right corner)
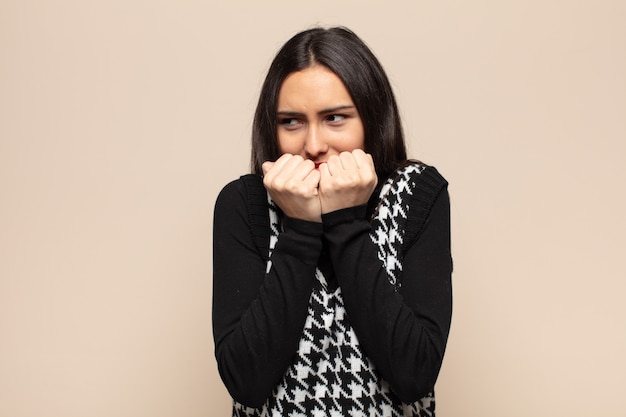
276 105 356 117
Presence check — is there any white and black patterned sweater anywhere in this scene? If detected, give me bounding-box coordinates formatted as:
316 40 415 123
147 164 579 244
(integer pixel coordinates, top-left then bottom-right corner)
213 163 452 417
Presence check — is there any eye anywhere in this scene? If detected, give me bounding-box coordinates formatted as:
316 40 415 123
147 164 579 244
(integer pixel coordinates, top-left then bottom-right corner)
278 117 297 125
326 114 346 123
278 118 302 130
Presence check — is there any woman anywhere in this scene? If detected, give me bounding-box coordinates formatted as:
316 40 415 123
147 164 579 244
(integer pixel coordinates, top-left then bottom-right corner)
213 27 452 417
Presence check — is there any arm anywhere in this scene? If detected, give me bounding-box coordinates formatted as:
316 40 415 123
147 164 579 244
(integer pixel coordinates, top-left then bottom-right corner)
322 181 452 403
212 179 323 407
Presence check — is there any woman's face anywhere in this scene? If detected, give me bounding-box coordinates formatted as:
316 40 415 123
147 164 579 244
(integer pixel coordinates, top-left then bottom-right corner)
276 65 365 167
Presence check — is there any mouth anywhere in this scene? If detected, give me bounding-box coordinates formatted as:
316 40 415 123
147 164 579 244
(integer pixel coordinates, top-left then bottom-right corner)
314 162 325 169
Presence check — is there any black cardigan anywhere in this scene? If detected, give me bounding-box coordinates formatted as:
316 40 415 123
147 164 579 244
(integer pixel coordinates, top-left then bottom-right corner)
212 165 452 409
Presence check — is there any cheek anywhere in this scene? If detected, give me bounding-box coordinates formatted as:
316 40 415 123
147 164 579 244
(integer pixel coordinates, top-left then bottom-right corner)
347 125 365 151
349 119 365 150
354 131 365 151
339 139 362 152
329 129 364 153
277 133 299 155
328 134 364 153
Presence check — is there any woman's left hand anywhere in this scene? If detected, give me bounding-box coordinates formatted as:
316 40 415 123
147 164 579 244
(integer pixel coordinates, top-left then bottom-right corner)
318 149 378 214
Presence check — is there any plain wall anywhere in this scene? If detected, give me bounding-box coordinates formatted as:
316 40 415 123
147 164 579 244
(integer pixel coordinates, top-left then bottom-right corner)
1 1 625 416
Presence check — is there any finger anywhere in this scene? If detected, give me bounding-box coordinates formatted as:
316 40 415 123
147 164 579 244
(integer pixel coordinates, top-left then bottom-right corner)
352 151 378 188
352 149 375 171
303 167 321 194
350 149 367 168
283 158 319 193
339 151 358 171
272 153 295 171
291 158 316 181
325 154 341 176
275 154 308 180
263 154 293 181
261 161 274 175
318 161 331 181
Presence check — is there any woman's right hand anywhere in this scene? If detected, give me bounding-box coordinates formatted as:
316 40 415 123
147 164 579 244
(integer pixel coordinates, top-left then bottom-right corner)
262 154 322 222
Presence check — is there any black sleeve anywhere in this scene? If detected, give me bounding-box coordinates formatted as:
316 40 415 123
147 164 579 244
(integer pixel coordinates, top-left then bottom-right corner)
212 178 324 407
321 177 452 403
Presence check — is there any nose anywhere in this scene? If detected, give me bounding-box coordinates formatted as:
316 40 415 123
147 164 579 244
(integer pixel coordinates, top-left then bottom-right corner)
303 125 328 158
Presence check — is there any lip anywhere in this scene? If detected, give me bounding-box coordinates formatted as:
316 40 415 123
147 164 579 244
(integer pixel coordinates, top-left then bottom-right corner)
314 161 325 169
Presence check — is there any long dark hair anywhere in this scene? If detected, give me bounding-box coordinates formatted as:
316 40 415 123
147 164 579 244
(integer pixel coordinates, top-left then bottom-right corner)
251 27 407 182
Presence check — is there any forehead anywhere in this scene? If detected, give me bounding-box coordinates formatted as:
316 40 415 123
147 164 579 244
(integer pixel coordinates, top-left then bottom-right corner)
277 65 354 110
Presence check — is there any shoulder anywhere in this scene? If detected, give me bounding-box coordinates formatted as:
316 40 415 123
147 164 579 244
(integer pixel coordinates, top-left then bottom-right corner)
214 175 270 257
403 162 447 189
215 174 266 209
418 164 448 194
383 162 449 245
214 175 268 227
380 162 448 201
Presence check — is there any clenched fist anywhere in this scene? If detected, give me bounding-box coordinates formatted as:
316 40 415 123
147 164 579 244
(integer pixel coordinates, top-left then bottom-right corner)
318 149 378 214
262 154 322 222
263 150 378 222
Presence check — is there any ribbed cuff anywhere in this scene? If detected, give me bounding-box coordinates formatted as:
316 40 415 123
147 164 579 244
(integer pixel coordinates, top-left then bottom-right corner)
282 216 324 236
321 204 368 229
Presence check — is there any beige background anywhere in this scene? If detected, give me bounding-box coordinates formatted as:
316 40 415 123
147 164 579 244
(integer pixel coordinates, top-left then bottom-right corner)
1 0 625 416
